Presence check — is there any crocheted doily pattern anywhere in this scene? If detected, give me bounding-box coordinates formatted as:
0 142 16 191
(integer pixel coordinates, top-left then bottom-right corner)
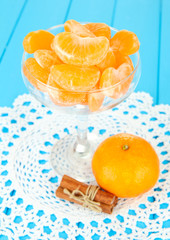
0 92 169 239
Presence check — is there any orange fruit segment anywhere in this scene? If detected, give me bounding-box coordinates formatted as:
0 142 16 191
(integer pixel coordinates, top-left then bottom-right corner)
99 63 133 99
110 30 140 55
23 57 49 92
48 73 86 106
114 51 133 69
81 82 105 111
23 30 54 54
52 32 109 66
96 48 116 72
85 23 111 39
50 64 100 91
92 133 159 198
88 90 104 112
80 95 88 106
34 50 62 71
64 19 95 37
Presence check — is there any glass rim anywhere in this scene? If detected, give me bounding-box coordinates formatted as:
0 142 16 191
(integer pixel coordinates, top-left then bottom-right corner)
22 24 140 94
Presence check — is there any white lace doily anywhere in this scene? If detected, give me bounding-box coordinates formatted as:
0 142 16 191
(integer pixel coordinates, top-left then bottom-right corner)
0 92 169 240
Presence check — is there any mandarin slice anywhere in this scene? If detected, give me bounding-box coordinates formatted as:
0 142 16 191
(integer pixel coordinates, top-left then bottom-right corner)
118 63 134 94
34 50 62 71
23 30 54 54
85 23 111 39
82 82 104 111
96 48 116 72
114 51 133 69
48 73 86 106
64 19 95 37
88 89 104 112
110 30 140 55
99 63 133 99
81 95 88 105
52 32 109 66
50 64 100 91
23 58 49 92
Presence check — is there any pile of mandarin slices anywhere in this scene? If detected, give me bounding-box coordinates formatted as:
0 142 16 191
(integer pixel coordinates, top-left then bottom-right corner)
23 20 140 112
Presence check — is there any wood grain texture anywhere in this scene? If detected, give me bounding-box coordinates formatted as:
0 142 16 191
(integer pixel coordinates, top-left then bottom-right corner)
0 0 71 106
113 0 160 104
0 0 169 106
158 0 170 104
0 0 27 58
67 0 116 25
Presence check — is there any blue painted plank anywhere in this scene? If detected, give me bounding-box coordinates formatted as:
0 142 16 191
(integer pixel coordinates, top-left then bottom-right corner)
113 0 160 104
67 0 116 25
0 0 71 107
159 0 170 104
0 0 26 58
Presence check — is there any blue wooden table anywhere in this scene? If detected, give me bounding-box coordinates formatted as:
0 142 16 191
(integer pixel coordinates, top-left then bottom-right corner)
0 0 170 107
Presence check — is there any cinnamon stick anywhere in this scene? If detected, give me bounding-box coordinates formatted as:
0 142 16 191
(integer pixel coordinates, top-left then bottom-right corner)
60 175 116 205
56 186 117 214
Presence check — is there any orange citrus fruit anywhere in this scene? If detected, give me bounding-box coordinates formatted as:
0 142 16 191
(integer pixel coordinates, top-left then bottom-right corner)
110 30 140 55
85 23 111 39
34 50 62 71
50 64 100 91
96 48 116 72
88 91 104 112
99 63 133 99
23 57 49 92
48 73 86 106
87 83 104 112
64 19 95 37
114 51 133 69
92 133 160 198
52 32 109 66
23 30 54 54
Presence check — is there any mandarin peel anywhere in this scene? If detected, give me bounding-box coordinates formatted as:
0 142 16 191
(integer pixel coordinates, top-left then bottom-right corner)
122 145 129 151
92 133 159 198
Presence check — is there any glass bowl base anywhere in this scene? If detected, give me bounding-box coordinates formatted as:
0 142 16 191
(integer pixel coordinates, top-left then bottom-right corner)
50 134 100 182
12 113 148 216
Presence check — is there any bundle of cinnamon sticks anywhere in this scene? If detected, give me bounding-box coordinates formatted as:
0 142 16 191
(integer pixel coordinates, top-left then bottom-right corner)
56 175 118 214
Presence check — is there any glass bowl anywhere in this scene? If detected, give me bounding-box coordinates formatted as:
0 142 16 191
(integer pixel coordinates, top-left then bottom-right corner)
21 24 141 182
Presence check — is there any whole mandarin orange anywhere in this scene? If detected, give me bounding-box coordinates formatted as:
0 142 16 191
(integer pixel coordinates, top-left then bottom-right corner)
92 133 159 198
